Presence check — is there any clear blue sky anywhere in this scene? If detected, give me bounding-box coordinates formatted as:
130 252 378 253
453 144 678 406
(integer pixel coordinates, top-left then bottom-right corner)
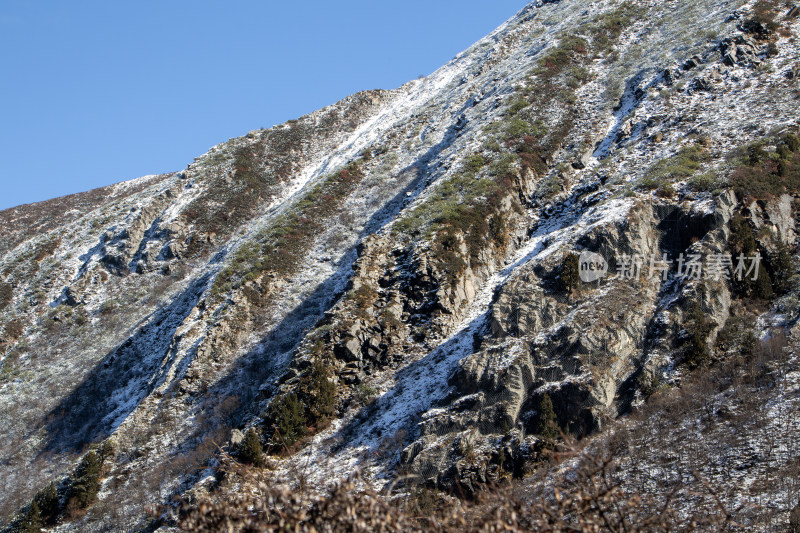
0 1 525 211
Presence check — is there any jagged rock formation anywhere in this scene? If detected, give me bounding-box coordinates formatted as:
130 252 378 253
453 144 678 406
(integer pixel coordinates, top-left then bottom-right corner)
1 0 800 530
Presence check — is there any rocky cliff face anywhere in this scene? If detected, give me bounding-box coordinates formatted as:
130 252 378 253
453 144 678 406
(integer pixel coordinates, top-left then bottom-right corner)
2 0 800 530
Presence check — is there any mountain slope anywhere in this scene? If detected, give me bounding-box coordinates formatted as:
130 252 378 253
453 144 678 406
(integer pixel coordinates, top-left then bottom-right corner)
1 0 800 530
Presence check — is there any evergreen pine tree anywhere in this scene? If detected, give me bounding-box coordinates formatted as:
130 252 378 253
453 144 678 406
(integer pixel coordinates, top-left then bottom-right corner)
35 482 60 525
19 499 43 533
753 267 774 300
785 133 800 153
536 393 559 441
729 215 759 297
238 428 265 467
729 216 757 256
772 241 794 295
305 360 336 425
488 215 508 248
97 440 116 463
791 503 800 533
67 451 102 510
561 254 580 293
685 303 713 368
269 393 307 449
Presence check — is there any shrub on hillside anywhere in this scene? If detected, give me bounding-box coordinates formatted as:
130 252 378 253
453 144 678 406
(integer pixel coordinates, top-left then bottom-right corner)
0 281 12 310
393 168 516 272
488 215 508 249
433 229 468 283
354 383 378 406
640 144 708 187
179 440 699 532
655 182 675 198
211 161 366 299
588 3 642 53
729 215 757 257
504 118 533 139
463 154 486 174
729 215 757 294
753 267 775 300
687 172 722 192
717 313 759 358
745 0 787 37
4 318 24 340
507 99 530 116
729 134 800 200
532 35 588 79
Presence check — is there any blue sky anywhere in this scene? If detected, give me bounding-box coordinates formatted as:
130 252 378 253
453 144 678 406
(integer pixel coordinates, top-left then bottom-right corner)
0 1 525 210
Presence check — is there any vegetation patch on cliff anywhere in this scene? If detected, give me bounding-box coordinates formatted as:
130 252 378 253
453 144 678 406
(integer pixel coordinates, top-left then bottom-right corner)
10 441 115 531
264 359 337 453
183 139 284 257
0 282 12 311
728 132 800 201
212 161 366 300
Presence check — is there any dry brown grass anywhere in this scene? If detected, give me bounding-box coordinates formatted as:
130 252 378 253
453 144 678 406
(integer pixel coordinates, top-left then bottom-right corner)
176 442 730 533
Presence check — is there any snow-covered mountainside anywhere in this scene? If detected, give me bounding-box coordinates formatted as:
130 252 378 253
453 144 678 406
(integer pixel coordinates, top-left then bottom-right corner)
2 0 800 530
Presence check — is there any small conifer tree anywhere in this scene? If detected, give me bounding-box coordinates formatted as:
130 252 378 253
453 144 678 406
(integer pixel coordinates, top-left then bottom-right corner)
304 360 336 425
268 393 307 449
67 450 102 510
753 267 774 300
536 393 560 441
772 241 794 295
488 215 508 248
35 481 60 525
684 303 714 368
19 499 43 533
561 254 580 293
729 216 759 297
238 427 265 467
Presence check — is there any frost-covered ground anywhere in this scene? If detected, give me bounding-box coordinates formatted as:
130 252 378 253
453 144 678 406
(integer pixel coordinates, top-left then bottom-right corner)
1 0 799 529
